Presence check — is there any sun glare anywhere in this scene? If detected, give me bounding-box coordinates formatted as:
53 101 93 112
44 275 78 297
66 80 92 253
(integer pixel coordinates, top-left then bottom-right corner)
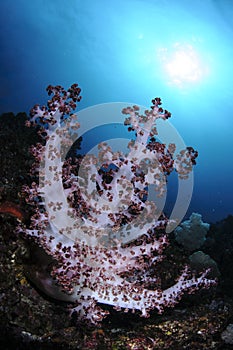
158 43 206 88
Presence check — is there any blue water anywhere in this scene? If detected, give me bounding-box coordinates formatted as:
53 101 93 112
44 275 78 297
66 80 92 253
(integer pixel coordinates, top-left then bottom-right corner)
0 0 232 224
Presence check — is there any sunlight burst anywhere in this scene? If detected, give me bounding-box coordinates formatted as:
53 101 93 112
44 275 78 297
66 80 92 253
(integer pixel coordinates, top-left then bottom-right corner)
158 43 205 87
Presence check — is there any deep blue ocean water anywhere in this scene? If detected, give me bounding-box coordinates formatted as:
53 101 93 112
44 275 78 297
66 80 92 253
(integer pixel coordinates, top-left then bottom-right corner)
0 0 232 224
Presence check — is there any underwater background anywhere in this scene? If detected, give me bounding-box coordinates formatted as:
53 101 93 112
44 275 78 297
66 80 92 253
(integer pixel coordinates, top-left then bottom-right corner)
0 0 232 224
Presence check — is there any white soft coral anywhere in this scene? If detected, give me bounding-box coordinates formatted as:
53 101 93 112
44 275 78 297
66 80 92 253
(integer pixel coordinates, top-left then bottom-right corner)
20 85 216 324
